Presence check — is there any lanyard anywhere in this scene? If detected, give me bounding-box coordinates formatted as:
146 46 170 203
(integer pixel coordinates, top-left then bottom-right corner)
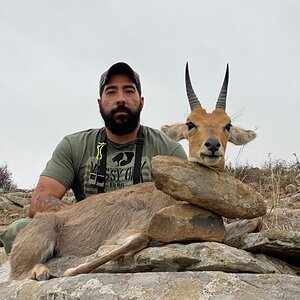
89 126 144 193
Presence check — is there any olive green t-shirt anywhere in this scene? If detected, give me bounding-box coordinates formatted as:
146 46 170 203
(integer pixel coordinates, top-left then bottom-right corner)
41 126 187 201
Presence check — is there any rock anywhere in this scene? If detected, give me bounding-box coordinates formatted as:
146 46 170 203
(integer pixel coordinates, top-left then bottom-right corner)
292 201 300 209
147 203 225 243
225 218 263 242
62 190 77 205
1 271 300 299
289 193 300 209
285 184 298 195
42 242 297 277
152 156 267 219
0 226 8 247
0 191 32 208
226 229 300 266
0 248 7 267
278 193 300 209
247 181 260 191
261 208 300 231
239 167 263 184
0 192 30 226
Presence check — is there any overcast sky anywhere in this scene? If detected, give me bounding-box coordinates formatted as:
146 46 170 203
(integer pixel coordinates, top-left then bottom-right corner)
0 1 299 189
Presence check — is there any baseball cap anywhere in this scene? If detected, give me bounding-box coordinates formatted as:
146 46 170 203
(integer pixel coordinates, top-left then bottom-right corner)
99 62 142 96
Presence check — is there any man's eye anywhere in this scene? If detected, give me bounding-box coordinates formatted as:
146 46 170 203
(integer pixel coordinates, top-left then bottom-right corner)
106 90 115 95
224 123 232 131
186 122 196 130
125 89 134 94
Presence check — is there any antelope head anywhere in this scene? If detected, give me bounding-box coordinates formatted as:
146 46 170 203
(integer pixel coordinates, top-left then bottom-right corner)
161 63 256 170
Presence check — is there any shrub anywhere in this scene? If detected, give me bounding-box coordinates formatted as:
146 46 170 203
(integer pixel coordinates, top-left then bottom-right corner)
0 163 17 191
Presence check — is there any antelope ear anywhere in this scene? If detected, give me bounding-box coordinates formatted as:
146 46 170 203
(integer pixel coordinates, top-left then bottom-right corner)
160 123 187 141
229 126 257 145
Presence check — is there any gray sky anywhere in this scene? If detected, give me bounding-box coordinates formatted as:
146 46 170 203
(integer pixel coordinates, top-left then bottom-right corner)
1 0 299 189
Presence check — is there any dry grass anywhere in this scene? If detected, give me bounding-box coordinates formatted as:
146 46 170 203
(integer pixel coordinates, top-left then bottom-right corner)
226 154 300 230
227 154 300 199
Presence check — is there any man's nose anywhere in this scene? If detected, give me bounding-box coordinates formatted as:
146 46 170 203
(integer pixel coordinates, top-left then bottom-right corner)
115 92 126 105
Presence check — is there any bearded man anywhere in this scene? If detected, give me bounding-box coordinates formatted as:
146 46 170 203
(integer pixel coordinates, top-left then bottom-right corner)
30 62 187 214
0 62 187 254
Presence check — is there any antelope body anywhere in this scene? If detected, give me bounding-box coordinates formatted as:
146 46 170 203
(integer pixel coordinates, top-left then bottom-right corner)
9 63 256 280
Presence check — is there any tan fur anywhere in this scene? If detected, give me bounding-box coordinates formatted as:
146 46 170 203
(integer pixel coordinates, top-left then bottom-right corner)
10 183 175 279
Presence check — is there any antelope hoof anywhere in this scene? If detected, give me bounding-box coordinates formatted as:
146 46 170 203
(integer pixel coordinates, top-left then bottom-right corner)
29 263 52 281
63 267 78 277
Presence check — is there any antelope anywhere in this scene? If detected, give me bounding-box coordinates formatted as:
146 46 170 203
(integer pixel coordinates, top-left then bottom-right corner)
9 63 256 281
161 63 256 170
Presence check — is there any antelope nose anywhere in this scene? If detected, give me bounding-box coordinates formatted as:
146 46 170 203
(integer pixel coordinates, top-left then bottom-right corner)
205 138 221 154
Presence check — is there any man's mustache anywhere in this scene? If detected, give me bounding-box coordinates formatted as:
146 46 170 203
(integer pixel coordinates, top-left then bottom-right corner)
112 105 131 115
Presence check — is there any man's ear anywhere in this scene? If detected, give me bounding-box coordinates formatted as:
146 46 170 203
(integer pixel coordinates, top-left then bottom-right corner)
97 98 101 112
160 123 187 141
229 126 257 145
140 96 144 109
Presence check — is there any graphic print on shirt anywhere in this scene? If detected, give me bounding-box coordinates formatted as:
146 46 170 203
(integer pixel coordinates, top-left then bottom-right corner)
83 152 152 196
112 152 134 166
106 151 151 191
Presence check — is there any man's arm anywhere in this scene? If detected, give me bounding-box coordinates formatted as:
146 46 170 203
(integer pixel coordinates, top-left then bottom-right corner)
29 176 69 218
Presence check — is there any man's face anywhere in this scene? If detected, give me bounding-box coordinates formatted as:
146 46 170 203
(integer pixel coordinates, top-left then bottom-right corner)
98 74 144 135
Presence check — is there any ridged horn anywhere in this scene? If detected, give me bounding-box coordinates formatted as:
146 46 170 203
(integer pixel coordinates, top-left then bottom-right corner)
215 64 229 111
185 62 202 110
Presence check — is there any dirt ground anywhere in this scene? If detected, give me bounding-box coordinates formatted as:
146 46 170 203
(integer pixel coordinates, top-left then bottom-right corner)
0 189 78 226
0 190 31 229
0 207 29 227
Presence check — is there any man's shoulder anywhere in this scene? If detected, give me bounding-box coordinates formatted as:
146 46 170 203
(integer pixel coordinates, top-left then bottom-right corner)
58 129 102 150
142 125 187 159
143 125 176 143
64 128 101 141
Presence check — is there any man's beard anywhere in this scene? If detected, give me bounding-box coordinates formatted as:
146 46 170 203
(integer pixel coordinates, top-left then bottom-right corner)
100 103 142 135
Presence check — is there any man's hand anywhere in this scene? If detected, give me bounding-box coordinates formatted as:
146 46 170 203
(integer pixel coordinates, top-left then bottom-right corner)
29 176 68 217
30 195 69 216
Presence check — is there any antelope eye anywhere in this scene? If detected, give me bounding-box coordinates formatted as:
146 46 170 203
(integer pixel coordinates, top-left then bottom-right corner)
224 123 232 131
186 121 196 130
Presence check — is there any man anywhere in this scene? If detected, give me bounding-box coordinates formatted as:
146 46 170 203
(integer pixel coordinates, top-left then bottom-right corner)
0 62 187 254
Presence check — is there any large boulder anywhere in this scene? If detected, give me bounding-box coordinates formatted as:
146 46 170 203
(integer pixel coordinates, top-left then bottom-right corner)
152 156 267 219
147 203 225 243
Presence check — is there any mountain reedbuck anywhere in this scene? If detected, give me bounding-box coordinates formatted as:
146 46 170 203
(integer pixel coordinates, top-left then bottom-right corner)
9 63 256 280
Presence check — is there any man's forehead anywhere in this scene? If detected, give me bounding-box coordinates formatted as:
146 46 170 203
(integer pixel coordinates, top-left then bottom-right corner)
104 83 137 90
105 74 135 87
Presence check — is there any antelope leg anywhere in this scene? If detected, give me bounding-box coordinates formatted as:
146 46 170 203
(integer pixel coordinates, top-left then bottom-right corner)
9 214 58 280
64 230 150 277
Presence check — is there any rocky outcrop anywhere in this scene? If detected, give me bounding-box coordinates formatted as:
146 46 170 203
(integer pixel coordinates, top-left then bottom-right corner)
1 272 300 300
41 242 297 277
0 156 299 299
